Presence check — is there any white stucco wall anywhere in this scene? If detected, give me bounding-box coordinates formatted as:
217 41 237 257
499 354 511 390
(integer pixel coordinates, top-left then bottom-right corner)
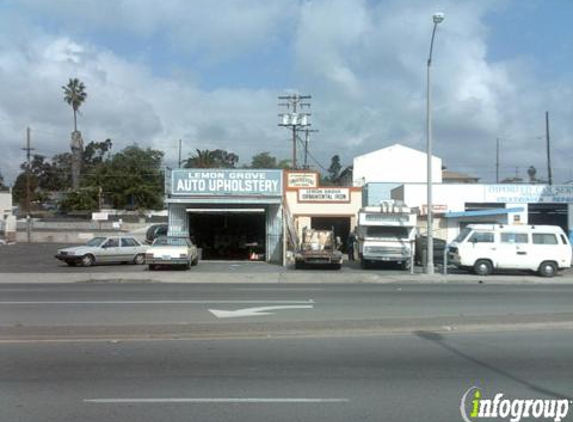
0 191 12 219
285 189 363 240
353 144 442 186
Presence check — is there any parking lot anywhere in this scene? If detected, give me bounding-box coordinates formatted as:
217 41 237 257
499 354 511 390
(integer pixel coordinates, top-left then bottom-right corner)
1 242 572 280
0 242 444 275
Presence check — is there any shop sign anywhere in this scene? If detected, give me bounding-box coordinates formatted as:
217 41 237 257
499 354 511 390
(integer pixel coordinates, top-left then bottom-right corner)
485 185 573 204
298 188 350 203
287 172 318 188
170 169 282 196
92 212 108 221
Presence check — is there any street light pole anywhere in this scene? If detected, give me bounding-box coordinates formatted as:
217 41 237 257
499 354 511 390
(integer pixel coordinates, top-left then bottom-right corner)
426 12 444 275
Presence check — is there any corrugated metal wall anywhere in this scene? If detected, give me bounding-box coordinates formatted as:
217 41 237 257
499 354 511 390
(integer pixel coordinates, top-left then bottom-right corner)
168 204 189 236
266 204 283 264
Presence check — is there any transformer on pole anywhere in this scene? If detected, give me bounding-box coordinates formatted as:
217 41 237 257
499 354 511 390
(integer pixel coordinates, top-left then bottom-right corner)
278 94 311 169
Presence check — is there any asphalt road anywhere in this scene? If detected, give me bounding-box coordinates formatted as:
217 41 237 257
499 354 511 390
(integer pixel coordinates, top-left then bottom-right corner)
2 283 573 340
2 330 572 422
2 282 573 421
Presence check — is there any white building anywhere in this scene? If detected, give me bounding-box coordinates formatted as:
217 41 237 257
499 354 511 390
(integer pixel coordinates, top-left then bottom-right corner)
357 144 573 243
0 190 12 220
353 144 442 186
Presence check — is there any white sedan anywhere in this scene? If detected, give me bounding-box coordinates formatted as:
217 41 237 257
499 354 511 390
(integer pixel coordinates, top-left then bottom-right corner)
55 236 147 267
145 236 199 270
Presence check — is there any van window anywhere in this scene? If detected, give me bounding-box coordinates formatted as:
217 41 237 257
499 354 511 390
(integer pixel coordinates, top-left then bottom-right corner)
501 233 528 244
454 228 472 243
560 234 569 245
532 233 558 245
468 231 494 243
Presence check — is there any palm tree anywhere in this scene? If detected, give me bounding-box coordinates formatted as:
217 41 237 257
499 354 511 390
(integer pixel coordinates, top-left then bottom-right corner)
62 78 88 132
184 149 215 168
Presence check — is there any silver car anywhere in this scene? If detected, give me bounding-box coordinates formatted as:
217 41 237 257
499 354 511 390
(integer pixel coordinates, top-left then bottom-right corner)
146 236 199 270
55 236 148 267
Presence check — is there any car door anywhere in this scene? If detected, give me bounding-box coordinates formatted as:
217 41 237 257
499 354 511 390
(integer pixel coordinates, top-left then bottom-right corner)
100 238 121 263
496 232 531 269
466 230 496 264
120 237 138 261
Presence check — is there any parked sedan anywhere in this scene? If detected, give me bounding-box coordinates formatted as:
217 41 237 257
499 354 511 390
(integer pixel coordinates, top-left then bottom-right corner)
145 236 199 270
55 236 147 267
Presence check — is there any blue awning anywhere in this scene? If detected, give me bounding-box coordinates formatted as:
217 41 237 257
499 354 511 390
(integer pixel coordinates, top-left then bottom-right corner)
443 207 525 219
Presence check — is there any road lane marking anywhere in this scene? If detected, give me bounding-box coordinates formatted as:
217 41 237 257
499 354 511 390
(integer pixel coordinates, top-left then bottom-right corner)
232 288 325 291
209 305 314 318
0 300 315 305
84 398 349 404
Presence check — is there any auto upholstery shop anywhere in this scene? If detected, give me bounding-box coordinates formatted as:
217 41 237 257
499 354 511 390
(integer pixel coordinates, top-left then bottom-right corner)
165 168 284 263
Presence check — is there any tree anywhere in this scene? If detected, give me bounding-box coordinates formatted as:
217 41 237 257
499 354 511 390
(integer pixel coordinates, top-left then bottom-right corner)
211 149 239 168
0 171 5 190
62 78 88 132
82 144 165 210
250 152 277 169
183 149 238 169
183 149 214 168
58 188 99 212
328 155 342 182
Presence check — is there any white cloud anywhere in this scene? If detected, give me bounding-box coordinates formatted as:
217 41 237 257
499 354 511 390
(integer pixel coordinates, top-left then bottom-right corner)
0 0 571 186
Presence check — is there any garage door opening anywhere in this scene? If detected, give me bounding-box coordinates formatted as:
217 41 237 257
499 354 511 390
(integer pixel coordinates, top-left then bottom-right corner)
311 216 351 246
528 203 568 233
188 209 266 260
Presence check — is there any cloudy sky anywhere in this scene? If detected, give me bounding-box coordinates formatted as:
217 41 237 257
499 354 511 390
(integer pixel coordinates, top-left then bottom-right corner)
0 0 572 185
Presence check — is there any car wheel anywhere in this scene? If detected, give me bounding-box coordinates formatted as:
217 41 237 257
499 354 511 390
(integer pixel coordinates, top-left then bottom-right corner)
133 254 145 265
66 261 77 267
294 260 304 270
473 259 492 276
191 256 199 266
360 259 369 269
81 254 95 267
538 261 557 278
148 264 156 271
401 260 411 271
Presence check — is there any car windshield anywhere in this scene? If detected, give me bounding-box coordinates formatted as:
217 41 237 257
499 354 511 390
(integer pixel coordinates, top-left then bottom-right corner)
85 237 106 247
453 228 472 243
365 226 410 240
152 237 189 247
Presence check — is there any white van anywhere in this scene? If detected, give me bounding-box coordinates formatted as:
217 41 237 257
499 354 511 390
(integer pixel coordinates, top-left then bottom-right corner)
448 224 572 277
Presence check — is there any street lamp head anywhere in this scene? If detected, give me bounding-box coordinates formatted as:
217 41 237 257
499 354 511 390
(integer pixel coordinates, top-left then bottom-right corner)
433 12 445 24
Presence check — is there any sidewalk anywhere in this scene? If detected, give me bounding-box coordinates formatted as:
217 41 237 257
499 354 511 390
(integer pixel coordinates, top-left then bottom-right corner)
1 269 573 284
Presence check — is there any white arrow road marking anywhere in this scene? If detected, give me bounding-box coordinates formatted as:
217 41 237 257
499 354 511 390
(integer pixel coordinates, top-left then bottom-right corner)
84 398 348 404
209 304 314 319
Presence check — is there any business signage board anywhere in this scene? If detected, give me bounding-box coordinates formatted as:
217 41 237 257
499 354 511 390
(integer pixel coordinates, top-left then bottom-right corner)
298 188 350 203
287 172 318 188
170 169 283 197
484 185 573 204
92 212 109 221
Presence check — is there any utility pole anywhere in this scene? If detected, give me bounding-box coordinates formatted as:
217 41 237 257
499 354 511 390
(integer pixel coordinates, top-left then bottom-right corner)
496 138 499 183
178 139 182 168
299 128 318 170
21 127 35 214
22 127 34 243
546 111 552 185
278 94 311 169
